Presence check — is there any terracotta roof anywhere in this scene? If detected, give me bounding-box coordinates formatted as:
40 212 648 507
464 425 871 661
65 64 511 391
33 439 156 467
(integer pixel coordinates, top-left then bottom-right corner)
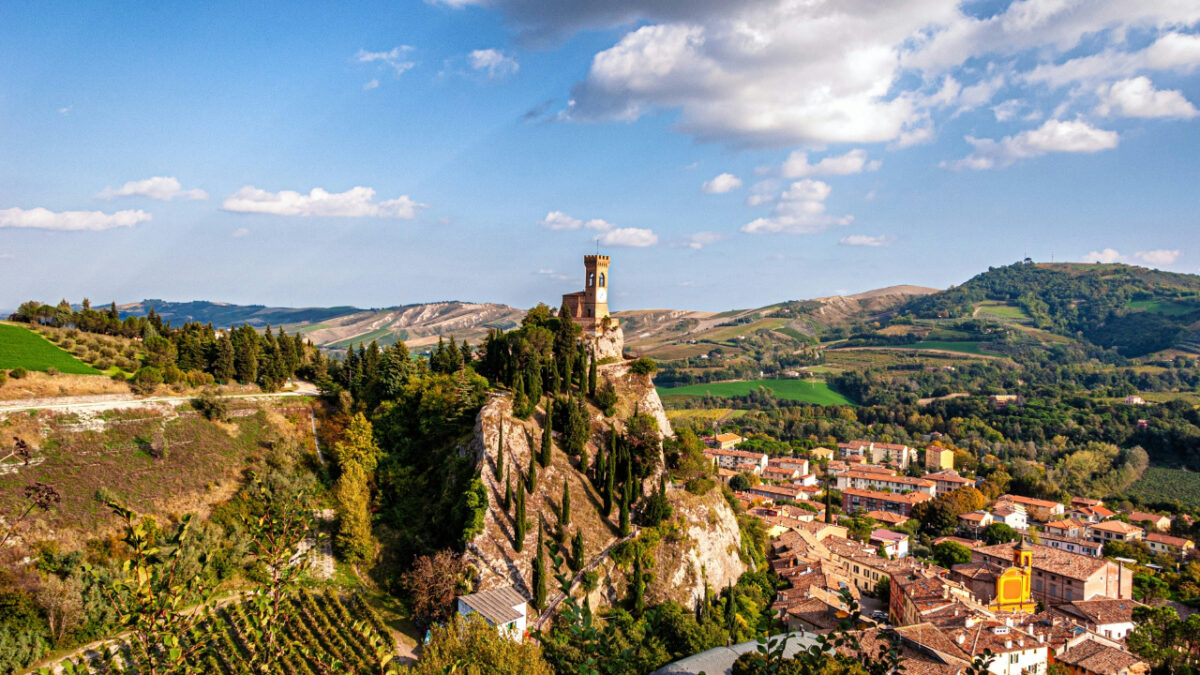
1128 511 1168 524
840 440 911 451
1090 521 1144 535
870 529 907 543
1145 532 1192 548
715 432 744 444
842 487 933 505
1056 598 1138 626
999 494 1061 509
704 447 765 461
1045 519 1087 530
1056 638 1146 674
842 469 935 487
867 510 909 524
974 542 1110 581
925 470 972 484
959 512 989 523
933 536 984 549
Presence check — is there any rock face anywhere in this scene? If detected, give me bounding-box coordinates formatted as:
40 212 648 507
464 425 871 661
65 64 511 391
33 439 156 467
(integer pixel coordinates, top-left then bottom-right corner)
586 325 625 361
650 489 747 607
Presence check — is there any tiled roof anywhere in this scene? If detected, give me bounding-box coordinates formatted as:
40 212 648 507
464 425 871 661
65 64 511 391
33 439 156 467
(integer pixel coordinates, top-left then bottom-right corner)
999 494 1061 509
1057 598 1138 626
715 432 743 443
1145 532 1191 548
1128 510 1167 523
974 542 1110 581
704 447 765 460
842 469 935 487
1056 638 1146 674
1090 521 1144 535
842 487 933 505
867 510 909 524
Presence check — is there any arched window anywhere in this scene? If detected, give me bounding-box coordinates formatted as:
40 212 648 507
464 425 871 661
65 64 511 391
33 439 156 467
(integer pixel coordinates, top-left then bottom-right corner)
588 272 595 287
599 273 606 287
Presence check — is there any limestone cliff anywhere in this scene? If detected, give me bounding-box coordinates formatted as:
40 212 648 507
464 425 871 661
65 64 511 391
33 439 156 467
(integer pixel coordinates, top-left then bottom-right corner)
461 361 745 618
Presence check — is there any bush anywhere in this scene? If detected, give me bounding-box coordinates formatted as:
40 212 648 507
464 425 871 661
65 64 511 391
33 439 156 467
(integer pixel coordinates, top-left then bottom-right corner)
685 477 716 495
130 367 163 395
94 358 113 371
0 371 7 387
9 367 27 379
594 381 618 415
60 339 74 350
629 357 658 375
44 367 58 377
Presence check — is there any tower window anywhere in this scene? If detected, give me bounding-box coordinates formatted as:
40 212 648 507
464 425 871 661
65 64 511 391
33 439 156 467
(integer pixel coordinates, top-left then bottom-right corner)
588 272 595 287
599 273 606 287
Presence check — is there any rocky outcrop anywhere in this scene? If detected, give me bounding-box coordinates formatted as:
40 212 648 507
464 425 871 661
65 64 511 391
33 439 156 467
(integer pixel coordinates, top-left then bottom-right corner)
586 325 625 361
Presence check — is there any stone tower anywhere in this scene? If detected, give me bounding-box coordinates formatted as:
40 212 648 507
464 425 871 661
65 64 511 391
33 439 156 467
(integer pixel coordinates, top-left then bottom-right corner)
561 255 614 328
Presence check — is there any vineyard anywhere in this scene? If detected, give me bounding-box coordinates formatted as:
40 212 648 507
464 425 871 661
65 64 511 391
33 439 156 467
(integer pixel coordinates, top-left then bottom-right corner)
50 589 399 674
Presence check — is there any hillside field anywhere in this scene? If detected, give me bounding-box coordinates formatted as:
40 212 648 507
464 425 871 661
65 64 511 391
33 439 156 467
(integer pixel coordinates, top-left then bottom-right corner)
1126 466 1200 510
657 379 853 405
0 323 100 374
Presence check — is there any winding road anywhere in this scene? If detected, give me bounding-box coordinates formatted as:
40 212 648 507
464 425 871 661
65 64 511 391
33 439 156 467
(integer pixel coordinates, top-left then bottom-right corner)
0 381 320 416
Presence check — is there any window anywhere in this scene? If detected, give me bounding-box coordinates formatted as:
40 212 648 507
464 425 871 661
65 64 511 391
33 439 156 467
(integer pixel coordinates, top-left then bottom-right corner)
588 272 595 287
599 272 606 287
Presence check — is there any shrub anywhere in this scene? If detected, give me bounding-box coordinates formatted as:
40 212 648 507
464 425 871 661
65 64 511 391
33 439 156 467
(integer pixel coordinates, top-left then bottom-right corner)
685 477 716 495
130 367 163 395
0 371 7 387
44 367 58 377
162 365 185 385
100 347 117 359
629 357 658 375
9 367 27 379
93 358 113 371
594 381 618 415
192 388 229 421
60 339 75 350
111 372 128 382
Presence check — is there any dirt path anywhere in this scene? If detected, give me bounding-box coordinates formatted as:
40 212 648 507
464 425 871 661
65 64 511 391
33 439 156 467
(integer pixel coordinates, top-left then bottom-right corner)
0 381 319 416
532 527 639 632
826 346 1001 360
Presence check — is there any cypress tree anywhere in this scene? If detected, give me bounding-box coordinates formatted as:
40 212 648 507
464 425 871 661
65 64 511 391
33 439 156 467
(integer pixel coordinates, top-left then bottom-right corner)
577 351 587 390
618 479 631 536
631 550 645 616
504 474 512 511
528 444 538 492
561 352 572 393
514 479 526 552
549 359 560 395
603 449 615 517
571 530 585 573
824 479 833 524
588 349 597 396
496 420 505 484
560 482 571 529
540 405 553 467
513 376 529 418
533 520 547 610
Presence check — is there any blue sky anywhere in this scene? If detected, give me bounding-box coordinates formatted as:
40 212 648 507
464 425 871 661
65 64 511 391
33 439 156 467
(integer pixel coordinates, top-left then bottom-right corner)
1 1 1198 312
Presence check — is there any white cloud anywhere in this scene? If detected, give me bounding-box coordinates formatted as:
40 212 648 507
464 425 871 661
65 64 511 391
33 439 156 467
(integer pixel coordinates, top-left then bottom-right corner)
745 180 780 206
681 231 725 249
97 176 208 201
1084 248 1124 264
0 207 151 231
782 149 880 178
945 119 1119 170
1096 76 1197 119
221 186 425 218
232 227 250 238
701 173 742 194
57 106 71 116
839 234 892 247
363 78 380 91
469 49 520 79
1025 32 1200 88
536 268 570 281
599 227 658 247
741 179 852 235
539 210 582 230
357 47 416 76
992 99 1023 121
1133 249 1180 266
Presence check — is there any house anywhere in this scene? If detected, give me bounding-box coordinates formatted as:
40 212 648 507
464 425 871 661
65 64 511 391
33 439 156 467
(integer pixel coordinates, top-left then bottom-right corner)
1040 533 1104 558
925 446 955 471
837 440 915 470
794 473 819 487
841 487 932 517
810 447 835 461
989 394 1020 407
1123 395 1146 405
1145 532 1194 557
991 502 1028 531
1126 511 1171 531
958 511 993 537
1071 505 1116 523
1051 598 1139 641
997 494 1065 522
834 469 937 496
456 587 528 641
745 483 808 502
1088 521 1144 544
715 432 744 450
924 469 973 497
933 535 986 549
769 457 810 475
866 510 909 527
1054 637 1149 675
966 542 1132 605
703 448 768 474
1071 498 1104 510
762 466 800 482
869 529 909 558
1045 519 1089 540
888 574 974 626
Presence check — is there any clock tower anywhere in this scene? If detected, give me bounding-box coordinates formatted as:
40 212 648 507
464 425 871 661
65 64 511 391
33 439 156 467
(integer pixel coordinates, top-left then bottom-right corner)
561 254 615 329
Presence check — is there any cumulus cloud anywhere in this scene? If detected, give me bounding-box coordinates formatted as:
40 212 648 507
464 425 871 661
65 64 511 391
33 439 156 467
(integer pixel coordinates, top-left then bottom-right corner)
1024 32 1200 88
357 47 416 76
0 207 151 231
539 210 582 230
701 173 742 194
1096 76 1197 119
469 49 519 78
745 180 780 207
839 234 892 247
782 149 880 178
1134 249 1181 266
221 186 425 218
680 231 725 249
1084 248 1124 264
600 227 658 247
945 119 1119 170
97 176 208 201
741 179 852 235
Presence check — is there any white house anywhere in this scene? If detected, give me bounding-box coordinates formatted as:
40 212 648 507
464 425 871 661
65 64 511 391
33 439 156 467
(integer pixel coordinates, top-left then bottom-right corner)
457 587 528 641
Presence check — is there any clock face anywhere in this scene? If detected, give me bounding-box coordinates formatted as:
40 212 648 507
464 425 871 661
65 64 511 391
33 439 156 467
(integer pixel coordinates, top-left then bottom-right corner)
596 288 607 303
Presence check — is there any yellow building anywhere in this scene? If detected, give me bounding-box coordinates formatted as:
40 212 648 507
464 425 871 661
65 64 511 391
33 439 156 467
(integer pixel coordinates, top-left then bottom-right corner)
924 446 954 471
990 539 1037 613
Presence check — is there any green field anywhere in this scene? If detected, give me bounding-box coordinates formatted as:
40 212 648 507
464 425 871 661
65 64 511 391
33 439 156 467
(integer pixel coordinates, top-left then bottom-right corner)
0 323 101 374
908 340 989 355
658 379 853 405
1127 299 1199 317
976 302 1031 321
1127 466 1200 509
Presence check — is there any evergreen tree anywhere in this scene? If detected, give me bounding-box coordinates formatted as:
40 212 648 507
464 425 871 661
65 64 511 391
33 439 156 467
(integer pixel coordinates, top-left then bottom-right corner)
213 337 236 384
549 359 560 396
576 351 587 390
504 474 512 511
513 375 530 419
594 440 607 485
631 549 645 617
540 405 553 467
618 479 631 536
560 482 571 530
533 520 547 610
571 530 585 573
603 447 615 517
528 444 538 492
588 349 597 396
514 479 526 552
447 336 462 372
561 351 573 394
496 421 505 485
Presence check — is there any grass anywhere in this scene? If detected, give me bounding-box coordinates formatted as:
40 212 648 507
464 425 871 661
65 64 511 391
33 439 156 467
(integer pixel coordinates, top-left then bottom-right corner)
0 323 101 374
1127 299 1200 317
703 318 787 343
976 301 1031 321
658 379 853 405
666 408 734 426
1127 466 1200 509
328 327 397 350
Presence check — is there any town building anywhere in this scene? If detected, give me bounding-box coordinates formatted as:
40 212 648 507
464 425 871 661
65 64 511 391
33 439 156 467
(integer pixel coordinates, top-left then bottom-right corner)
1055 636 1149 674
456 587 528 641
837 440 915 469
1045 519 1090 540
958 542 1132 606
834 469 936 496
925 469 973 497
869 529 909 558
762 466 800 482
841 487 932 517
1050 598 1138 641
1071 497 1104 510
714 432 744 450
1144 532 1194 557
1126 511 1171 531
1088 521 1144 544
1070 505 1116 523
810 447 835 461
1123 394 1146 405
1040 533 1104 558
958 511 993 538
769 457 810 474
925 446 955 471
703 448 768 474
991 502 1028 531
997 494 1065 522
560 255 614 330
745 483 808 502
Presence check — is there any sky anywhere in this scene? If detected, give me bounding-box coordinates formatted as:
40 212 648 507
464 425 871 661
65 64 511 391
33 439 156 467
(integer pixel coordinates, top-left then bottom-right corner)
1 0 1198 312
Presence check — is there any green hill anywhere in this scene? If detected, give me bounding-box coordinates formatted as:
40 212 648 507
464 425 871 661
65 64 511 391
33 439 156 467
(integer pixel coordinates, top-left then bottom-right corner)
0 323 101 374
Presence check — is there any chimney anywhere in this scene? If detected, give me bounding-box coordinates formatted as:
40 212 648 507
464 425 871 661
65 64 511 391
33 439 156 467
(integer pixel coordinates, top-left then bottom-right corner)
965 617 976 628
956 633 966 645
1038 634 1045 644
1005 640 1012 649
